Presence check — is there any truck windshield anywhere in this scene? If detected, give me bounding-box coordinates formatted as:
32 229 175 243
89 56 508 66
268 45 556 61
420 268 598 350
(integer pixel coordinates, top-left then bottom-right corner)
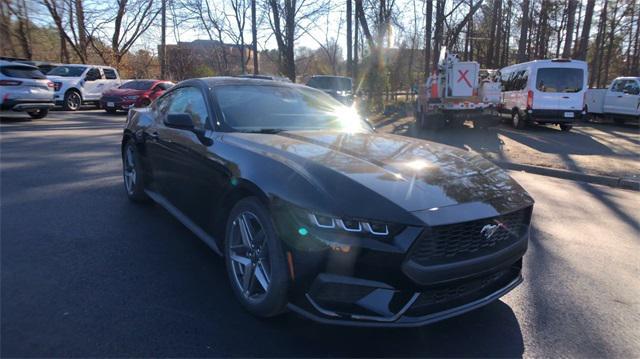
307 77 352 92
48 66 87 77
536 68 584 93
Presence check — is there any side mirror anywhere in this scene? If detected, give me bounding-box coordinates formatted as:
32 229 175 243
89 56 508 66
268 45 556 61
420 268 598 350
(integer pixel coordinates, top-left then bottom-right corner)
165 113 194 130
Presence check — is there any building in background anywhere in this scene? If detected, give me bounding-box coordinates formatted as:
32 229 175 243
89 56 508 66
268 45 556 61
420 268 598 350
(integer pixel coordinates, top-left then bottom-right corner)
161 39 255 81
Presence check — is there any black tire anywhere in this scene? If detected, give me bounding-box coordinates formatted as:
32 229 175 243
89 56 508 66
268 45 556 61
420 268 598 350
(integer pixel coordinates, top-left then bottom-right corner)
560 124 573 132
613 118 626 125
105 108 118 114
27 109 48 119
122 139 150 202
63 90 82 111
224 197 289 318
512 110 526 129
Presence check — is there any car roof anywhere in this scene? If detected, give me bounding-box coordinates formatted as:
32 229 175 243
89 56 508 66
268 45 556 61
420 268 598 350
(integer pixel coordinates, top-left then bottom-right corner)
199 76 304 88
310 75 352 79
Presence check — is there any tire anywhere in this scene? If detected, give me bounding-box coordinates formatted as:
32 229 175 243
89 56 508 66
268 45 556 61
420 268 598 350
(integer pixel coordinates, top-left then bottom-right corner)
122 139 150 202
560 124 573 132
27 109 48 119
614 118 626 125
512 110 526 129
63 90 82 111
224 197 289 318
105 108 118 114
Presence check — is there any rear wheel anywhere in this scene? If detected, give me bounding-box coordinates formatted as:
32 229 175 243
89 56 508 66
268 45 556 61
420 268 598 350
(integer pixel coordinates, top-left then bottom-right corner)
560 124 573 132
27 109 48 119
63 90 81 111
512 110 526 129
614 118 626 125
225 197 289 318
105 108 118 114
122 139 149 202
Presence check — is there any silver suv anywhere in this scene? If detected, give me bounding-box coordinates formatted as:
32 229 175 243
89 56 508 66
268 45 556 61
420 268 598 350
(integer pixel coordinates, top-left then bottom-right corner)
0 60 54 119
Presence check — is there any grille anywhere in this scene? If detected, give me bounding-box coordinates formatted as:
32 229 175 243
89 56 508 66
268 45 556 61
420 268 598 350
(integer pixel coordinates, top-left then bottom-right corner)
409 208 530 265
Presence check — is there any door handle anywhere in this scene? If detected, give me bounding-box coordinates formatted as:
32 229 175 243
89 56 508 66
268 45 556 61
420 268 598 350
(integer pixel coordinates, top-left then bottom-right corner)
148 131 159 140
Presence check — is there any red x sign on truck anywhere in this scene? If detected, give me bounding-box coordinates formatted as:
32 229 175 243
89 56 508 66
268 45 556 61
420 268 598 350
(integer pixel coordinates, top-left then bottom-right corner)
457 69 472 87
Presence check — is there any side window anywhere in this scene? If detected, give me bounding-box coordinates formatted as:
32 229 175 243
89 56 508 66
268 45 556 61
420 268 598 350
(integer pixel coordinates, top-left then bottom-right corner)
624 81 640 95
167 87 209 130
104 68 117 80
159 83 173 90
86 67 101 80
611 80 626 92
156 91 174 116
501 71 511 91
520 70 529 90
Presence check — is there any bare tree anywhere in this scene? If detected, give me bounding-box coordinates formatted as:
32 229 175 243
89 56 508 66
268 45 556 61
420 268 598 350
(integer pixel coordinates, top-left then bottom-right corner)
424 0 432 75
517 0 530 61
575 0 595 60
562 0 576 58
41 0 89 63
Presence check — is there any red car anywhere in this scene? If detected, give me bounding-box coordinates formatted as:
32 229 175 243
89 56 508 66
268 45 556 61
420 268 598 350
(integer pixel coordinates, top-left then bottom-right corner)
100 79 173 113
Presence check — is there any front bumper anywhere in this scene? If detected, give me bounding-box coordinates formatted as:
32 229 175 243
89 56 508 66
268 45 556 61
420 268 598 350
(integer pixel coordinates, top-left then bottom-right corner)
276 203 532 327
100 98 136 110
288 262 523 327
1 99 54 112
527 109 584 123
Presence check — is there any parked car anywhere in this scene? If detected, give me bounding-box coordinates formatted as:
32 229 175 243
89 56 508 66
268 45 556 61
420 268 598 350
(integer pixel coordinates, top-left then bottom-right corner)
306 75 354 105
585 77 640 124
121 77 534 327
499 59 588 131
47 64 122 111
100 80 173 113
0 60 54 119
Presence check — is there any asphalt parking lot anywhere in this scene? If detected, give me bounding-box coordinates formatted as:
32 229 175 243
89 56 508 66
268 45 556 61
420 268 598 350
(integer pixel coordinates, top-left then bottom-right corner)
1 110 639 357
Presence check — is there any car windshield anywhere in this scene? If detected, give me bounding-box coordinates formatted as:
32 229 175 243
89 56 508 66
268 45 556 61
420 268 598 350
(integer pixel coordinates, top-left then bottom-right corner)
119 80 155 90
215 85 370 133
48 66 87 77
536 68 584 93
307 77 352 91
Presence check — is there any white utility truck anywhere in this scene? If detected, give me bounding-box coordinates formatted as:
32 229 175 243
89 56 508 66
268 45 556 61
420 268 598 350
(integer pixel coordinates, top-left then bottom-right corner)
585 77 639 124
415 52 500 130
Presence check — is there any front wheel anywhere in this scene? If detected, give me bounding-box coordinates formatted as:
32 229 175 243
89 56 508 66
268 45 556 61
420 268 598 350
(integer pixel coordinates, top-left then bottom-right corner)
122 139 149 202
63 90 82 111
27 109 48 119
225 197 289 318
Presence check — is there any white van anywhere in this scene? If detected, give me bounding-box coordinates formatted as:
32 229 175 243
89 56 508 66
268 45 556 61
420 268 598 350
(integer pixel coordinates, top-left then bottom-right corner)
499 59 588 131
47 64 122 111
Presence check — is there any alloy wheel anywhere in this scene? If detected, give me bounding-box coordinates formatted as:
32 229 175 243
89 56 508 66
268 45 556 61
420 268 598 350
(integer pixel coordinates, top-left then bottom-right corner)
229 211 271 301
67 92 81 111
123 145 136 195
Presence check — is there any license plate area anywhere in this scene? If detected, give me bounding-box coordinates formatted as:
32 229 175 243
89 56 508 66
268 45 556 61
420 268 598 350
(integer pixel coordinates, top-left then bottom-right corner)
564 112 574 118
107 102 115 107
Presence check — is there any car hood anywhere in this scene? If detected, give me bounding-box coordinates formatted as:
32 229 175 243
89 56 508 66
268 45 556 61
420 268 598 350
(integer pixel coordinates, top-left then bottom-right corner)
47 75 79 83
225 131 533 222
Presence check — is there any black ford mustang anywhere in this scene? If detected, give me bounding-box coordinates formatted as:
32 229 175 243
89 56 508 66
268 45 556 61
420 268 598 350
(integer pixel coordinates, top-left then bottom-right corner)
122 77 534 327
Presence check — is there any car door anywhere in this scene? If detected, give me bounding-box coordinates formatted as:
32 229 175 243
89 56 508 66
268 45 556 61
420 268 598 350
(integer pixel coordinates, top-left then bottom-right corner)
604 79 626 114
152 85 223 228
82 67 103 100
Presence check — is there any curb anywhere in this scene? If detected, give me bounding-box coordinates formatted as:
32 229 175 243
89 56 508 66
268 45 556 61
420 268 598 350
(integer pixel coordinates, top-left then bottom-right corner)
493 161 640 192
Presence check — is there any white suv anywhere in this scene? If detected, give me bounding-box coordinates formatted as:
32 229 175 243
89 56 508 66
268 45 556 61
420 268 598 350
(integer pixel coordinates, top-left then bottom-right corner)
47 64 122 111
0 60 54 119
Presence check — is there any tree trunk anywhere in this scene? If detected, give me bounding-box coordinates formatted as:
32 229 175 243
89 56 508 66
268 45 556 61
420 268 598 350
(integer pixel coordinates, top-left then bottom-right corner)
602 0 620 86
517 0 530 62
592 0 608 86
347 0 352 78
487 0 500 67
432 0 445 69
563 0 577 58
252 0 259 74
575 0 595 60
573 0 582 54
424 0 432 76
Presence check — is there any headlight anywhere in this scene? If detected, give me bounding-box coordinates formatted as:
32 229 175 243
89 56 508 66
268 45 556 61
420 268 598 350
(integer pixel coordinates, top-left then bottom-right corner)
124 95 139 100
308 213 390 236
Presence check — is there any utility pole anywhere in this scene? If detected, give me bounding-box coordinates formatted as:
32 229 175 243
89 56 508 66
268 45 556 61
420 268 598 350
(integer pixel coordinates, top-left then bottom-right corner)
347 0 352 78
252 0 259 74
160 0 166 79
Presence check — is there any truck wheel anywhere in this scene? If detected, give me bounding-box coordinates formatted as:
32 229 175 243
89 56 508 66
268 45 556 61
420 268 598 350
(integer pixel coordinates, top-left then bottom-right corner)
560 124 573 132
63 90 82 111
613 118 626 125
424 113 446 131
512 111 526 129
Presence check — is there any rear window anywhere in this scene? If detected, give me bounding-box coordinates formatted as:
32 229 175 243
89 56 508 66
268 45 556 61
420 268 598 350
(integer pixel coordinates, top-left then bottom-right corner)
120 80 155 90
307 77 352 91
536 68 584 93
1 65 46 79
104 68 118 79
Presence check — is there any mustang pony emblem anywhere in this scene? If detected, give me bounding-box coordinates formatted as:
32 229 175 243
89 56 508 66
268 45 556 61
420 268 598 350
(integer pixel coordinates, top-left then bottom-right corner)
480 224 500 239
